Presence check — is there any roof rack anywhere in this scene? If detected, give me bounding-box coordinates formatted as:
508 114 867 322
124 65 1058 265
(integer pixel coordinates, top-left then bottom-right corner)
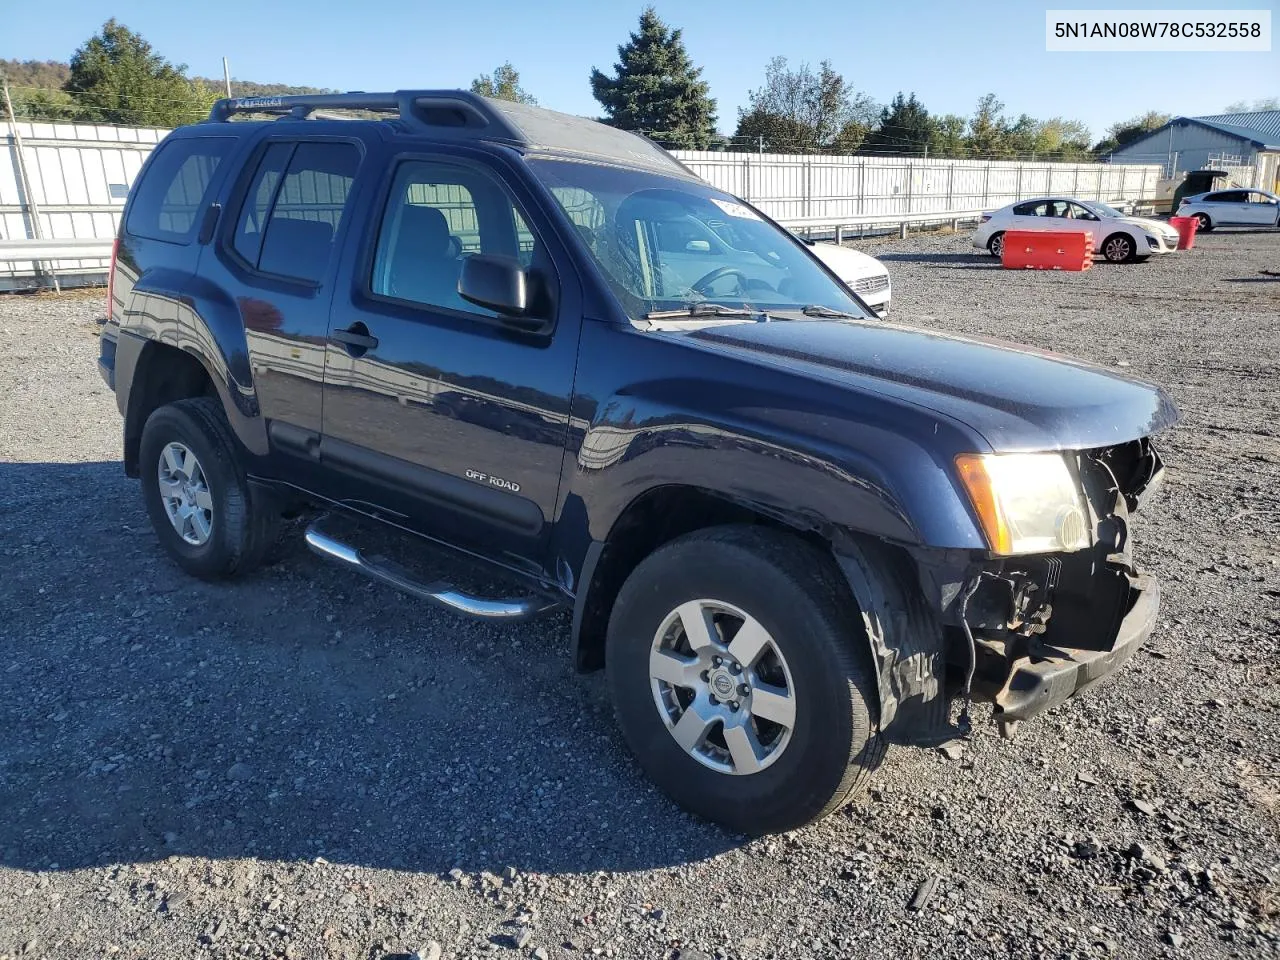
206 88 696 180
206 90 526 145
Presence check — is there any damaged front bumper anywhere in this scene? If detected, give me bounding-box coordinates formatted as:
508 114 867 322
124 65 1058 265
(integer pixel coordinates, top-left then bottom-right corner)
835 436 1168 747
991 570 1159 725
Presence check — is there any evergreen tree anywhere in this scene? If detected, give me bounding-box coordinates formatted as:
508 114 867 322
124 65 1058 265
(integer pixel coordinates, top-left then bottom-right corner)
64 20 216 126
7 86 77 121
862 92 932 155
589 8 718 149
470 62 537 105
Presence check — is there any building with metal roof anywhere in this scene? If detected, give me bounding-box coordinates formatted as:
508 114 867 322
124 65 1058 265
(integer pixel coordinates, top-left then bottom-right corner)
1107 110 1280 194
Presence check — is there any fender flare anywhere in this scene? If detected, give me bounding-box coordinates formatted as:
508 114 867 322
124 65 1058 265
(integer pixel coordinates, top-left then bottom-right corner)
832 537 963 747
117 272 268 463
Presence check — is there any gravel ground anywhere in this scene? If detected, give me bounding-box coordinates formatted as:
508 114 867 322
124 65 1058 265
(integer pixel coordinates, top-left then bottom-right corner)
1 228 1278 960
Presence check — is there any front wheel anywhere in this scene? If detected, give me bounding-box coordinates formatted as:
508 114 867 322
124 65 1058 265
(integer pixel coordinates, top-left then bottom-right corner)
606 526 883 835
1102 233 1137 263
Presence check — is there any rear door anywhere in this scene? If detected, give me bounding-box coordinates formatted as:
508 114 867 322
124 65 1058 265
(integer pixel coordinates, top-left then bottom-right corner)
1206 190 1248 223
203 133 370 480
319 148 583 572
1008 200 1045 232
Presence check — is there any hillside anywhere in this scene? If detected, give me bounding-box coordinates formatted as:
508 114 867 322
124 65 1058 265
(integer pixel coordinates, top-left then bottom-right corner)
0 58 332 98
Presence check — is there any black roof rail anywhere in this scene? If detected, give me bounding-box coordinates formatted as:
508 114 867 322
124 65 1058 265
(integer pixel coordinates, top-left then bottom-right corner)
206 89 527 145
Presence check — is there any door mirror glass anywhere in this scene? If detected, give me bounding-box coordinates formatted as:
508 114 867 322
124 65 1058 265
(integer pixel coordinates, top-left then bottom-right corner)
459 254 542 329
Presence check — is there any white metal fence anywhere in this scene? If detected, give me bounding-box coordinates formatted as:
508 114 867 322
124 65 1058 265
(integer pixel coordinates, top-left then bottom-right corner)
669 151 1162 227
2 121 1164 289
1 121 167 288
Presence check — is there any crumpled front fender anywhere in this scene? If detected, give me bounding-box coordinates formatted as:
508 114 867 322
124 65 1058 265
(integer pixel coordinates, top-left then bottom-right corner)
834 538 965 746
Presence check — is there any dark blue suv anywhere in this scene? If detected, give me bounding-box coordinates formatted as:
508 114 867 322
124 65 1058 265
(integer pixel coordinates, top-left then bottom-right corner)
98 91 1178 834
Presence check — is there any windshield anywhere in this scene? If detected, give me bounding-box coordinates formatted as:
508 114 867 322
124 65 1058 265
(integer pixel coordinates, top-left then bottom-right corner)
528 158 869 321
1081 201 1125 219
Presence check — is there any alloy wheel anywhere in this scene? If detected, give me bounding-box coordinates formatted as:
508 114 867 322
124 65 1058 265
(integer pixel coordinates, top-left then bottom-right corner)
1105 236 1132 262
157 441 214 545
648 599 797 775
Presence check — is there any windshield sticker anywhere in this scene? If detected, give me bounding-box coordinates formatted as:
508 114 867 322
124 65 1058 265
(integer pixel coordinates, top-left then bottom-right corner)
709 198 761 221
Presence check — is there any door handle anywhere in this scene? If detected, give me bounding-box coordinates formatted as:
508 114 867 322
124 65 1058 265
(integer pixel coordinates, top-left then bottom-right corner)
330 323 379 355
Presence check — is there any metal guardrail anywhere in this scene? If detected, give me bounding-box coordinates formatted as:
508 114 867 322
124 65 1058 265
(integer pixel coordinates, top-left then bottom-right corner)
0 238 113 262
778 208 989 241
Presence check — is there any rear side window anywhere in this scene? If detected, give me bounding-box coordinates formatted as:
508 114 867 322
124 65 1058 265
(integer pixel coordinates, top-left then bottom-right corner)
231 141 361 284
1012 201 1042 216
233 143 293 267
126 137 233 243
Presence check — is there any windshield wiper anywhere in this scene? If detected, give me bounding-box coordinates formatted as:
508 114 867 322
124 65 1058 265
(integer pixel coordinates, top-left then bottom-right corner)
799 304 863 319
644 303 766 320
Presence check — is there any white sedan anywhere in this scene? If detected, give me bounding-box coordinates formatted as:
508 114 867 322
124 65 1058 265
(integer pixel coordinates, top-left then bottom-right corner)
800 239 892 314
973 197 1181 263
1177 188 1280 230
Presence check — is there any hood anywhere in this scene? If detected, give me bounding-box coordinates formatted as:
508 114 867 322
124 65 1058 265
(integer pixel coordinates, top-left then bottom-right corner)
1122 216 1178 236
805 243 887 280
681 317 1179 452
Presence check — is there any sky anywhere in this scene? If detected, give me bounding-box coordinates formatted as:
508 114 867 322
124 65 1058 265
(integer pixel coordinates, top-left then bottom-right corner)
2 0 1277 141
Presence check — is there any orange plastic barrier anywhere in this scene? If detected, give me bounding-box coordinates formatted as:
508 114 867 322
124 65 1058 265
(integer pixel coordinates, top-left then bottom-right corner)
1001 231 1093 271
1168 216 1198 250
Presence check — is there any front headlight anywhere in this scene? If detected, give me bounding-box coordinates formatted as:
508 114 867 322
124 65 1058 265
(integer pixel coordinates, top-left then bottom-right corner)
955 453 1090 555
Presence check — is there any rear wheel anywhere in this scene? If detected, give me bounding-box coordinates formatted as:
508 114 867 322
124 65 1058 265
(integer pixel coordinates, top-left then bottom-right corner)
1194 212 1213 232
1102 232 1137 263
606 526 883 835
139 397 279 580
987 231 1005 258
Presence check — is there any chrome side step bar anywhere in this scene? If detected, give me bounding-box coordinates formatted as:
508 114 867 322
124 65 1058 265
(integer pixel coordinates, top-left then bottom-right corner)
304 520 563 622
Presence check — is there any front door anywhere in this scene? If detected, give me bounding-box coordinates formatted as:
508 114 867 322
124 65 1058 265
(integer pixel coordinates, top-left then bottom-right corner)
1243 191 1280 225
1065 201 1104 247
320 151 582 573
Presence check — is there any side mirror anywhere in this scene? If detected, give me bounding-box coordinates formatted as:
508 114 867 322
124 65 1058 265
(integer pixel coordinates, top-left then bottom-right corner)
458 254 543 330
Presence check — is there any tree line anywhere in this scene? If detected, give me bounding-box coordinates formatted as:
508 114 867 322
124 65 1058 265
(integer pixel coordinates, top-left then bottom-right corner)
4 13 1275 161
1 21 331 127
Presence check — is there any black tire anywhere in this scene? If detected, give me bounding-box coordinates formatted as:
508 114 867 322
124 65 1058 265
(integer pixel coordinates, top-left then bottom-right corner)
1102 232 1137 263
1194 212 1212 232
139 397 279 580
987 231 1005 258
606 526 884 835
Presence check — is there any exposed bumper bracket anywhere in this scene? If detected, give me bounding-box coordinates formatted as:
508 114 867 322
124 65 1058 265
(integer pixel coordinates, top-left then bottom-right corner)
993 573 1160 723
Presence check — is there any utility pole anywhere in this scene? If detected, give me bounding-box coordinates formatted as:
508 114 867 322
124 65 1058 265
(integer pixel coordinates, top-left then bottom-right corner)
2 77 57 291
222 57 233 98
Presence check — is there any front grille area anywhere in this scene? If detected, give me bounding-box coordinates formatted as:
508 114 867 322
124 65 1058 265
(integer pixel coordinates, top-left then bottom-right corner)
853 274 889 294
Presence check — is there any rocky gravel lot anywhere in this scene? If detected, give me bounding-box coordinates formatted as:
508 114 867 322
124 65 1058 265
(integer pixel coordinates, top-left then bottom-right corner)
1 228 1278 960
